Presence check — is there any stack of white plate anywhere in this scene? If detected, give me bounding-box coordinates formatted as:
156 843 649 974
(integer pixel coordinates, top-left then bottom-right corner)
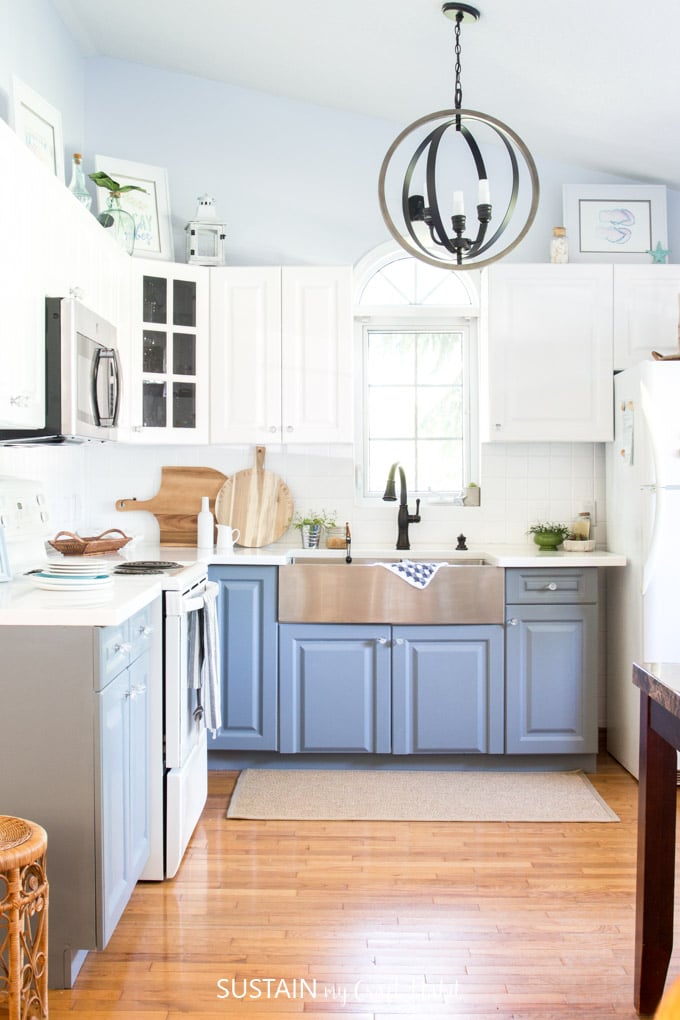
32 560 114 591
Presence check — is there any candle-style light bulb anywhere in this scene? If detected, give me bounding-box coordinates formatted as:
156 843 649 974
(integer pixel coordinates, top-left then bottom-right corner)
453 190 465 216
478 179 491 205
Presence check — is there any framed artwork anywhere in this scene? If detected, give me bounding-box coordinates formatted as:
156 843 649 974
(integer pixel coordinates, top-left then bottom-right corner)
563 185 668 263
10 76 65 181
93 155 173 260
0 527 10 582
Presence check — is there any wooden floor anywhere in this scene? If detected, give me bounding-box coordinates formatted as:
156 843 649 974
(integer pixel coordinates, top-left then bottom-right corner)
48 755 680 1019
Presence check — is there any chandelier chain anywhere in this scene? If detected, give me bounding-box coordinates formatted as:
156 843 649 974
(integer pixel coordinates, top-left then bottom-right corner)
454 11 463 110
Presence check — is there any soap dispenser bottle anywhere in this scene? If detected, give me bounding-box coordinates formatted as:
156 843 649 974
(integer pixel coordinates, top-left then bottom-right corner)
196 496 214 548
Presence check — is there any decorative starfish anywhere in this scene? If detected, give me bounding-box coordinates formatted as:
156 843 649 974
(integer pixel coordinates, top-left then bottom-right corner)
648 241 671 263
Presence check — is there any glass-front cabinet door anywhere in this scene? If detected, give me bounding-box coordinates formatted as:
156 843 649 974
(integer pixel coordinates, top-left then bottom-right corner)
129 260 208 442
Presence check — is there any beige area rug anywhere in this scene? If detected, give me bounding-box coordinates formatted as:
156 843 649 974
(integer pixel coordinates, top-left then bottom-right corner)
226 769 619 822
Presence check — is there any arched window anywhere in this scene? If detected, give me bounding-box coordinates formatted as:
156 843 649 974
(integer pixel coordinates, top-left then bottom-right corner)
354 245 480 498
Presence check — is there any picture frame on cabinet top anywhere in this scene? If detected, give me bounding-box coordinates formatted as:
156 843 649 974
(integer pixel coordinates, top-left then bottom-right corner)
94 155 172 260
563 184 667 263
9 75 65 182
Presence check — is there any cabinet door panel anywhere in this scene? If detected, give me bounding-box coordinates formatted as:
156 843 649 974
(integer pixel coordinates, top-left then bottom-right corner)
127 260 208 441
482 264 613 441
210 267 282 443
128 653 150 881
281 267 353 442
209 566 278 750
392 626 504 754
98 671 130 947
613 265 680 368
279 624 391 753
506 604 598 754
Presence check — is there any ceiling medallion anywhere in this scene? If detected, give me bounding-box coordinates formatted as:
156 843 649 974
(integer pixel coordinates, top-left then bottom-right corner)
378 3 540 271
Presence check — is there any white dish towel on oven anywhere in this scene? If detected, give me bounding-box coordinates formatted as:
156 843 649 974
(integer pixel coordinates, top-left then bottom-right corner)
188 580 222 735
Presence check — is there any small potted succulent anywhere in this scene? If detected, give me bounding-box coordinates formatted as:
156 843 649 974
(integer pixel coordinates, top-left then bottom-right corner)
292 509 338 548
528 521 570 551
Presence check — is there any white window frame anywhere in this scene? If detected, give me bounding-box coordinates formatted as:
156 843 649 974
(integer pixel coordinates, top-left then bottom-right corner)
354 311 480 501
353 244 481 504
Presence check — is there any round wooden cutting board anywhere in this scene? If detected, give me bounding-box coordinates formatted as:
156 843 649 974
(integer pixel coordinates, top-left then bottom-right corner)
215 446 294 548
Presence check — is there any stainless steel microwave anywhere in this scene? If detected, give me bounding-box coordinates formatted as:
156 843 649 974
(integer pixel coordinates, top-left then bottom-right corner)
0 297 122 443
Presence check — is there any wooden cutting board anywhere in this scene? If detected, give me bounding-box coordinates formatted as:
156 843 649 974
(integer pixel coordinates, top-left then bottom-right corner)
116 466 228 546
215 446 294 548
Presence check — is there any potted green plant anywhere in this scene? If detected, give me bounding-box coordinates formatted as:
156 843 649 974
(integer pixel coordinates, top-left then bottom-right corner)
88 170 147 255
292 509 337 548
528 521 570 551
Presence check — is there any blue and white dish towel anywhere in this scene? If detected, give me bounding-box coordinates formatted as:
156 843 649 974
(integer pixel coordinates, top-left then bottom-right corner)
377 560 446 589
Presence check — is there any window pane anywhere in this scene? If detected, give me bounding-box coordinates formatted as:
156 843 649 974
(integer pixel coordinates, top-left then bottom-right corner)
368 386 415 439
142 381 166 427
173 333 196 375
367 332 415 384
358 255 473 307
417 332 462 384
143 276 167 323
368 441 416 494
173 280 196 327
417 386 462 438
417 440 463 491
143 330 166 374
364 324 471 495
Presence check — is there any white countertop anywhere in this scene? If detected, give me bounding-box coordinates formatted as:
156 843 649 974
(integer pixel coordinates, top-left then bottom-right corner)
202 542 627 569
0 541 626 626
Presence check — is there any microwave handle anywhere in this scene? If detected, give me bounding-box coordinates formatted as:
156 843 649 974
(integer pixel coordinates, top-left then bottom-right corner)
92 347 121 427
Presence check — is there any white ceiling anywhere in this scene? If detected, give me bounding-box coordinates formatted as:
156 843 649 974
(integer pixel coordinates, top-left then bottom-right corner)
54 0 680 188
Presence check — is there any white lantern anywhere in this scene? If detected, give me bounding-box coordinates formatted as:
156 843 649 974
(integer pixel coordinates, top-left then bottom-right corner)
185 194 227 265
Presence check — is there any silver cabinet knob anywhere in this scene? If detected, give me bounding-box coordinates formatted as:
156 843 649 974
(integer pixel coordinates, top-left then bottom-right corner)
546 582 558 591
507 618 519 626
285 425 294 433
377 637 390 646
395 638 404 646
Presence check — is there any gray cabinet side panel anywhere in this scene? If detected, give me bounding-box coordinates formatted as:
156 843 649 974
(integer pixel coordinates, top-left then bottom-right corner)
0 626 98 985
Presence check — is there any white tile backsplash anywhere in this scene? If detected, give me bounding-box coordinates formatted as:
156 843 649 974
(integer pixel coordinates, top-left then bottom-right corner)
0 439 607 550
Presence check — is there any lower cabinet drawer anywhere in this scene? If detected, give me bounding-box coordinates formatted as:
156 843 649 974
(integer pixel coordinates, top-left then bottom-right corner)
505 567 598 605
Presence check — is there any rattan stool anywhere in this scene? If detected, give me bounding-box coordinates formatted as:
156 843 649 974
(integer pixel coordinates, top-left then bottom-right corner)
0 816 48 1019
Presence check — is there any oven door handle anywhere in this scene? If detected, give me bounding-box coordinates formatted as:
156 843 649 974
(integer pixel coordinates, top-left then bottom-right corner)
179 580 219 615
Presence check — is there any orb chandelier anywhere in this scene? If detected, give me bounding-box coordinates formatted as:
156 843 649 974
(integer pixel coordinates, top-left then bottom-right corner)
378 2 540 271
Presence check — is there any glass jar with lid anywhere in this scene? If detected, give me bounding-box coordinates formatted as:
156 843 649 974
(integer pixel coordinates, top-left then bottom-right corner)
550 226 569 263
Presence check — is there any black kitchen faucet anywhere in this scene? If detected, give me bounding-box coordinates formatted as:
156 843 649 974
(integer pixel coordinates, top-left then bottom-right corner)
382 462 421 550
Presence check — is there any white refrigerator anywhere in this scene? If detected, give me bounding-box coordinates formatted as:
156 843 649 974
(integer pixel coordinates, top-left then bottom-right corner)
606 361 680 777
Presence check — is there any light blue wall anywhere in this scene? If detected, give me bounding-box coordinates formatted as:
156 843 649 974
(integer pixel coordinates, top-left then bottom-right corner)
0 0 85 155
1 0 679 266
82 58 680 266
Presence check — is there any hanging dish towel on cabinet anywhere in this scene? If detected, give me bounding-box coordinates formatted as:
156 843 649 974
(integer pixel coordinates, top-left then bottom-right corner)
376 560 446 589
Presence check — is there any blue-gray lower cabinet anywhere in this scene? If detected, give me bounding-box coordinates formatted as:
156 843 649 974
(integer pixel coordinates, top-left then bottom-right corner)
279 624 392 753
392 625 505 754
209 565 278 750
279 623 504 754
505 603 598 754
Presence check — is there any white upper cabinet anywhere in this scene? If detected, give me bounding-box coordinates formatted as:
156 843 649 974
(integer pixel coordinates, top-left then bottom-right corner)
125 261 209 443
481 264 614 442
0 119 130 431
210 267 282 444
613 265 680 369
210 266 353 444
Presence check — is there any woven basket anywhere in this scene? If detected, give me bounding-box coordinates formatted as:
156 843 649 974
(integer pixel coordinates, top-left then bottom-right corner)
48 528 132 556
